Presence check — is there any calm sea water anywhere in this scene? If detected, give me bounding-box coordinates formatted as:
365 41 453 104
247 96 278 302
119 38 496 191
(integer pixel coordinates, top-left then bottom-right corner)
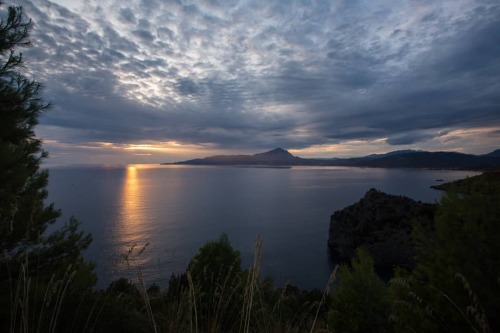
45 165 478 290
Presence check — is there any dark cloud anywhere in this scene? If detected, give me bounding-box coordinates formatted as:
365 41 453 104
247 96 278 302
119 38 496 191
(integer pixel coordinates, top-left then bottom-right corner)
131 29 155 42
14 0 500 162
175 78 201 95
118 7 136 24
386 131 448 146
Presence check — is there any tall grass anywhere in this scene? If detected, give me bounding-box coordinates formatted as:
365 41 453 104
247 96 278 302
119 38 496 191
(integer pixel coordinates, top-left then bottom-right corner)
119 237 334 333
455 273 491 333
8 251 78 333
240 236 262 333
5 237 335 332
6 236 336 333
390 274 493 333
124 243 158 333
309 265 338 333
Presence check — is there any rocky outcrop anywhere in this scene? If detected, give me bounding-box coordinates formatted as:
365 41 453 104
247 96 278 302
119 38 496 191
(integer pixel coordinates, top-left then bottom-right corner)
328 189 436 268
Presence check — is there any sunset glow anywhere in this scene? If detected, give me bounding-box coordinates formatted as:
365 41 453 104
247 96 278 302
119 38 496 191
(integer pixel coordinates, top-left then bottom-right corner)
22 0 500 165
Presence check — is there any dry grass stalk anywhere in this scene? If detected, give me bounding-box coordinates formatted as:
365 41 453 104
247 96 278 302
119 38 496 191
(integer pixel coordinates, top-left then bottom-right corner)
241 235 263 333
124 242 158 333
455 273 491 333
309 264 338 333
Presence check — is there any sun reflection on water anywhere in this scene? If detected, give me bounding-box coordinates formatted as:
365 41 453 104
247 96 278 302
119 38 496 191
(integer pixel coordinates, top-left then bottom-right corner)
116 165 151 269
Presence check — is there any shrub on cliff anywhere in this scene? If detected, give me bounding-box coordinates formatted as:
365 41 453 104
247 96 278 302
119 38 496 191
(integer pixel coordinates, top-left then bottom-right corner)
391 175 500 332
328 248 392 333
187 233 243 332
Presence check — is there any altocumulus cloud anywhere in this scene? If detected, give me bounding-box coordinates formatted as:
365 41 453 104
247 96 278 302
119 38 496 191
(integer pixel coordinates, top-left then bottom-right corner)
12 0 500 163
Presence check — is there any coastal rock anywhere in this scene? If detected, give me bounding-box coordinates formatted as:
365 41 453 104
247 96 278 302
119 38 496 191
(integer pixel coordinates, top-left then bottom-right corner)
328 189 435 268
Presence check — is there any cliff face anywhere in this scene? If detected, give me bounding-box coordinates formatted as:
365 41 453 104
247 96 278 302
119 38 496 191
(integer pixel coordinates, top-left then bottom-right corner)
328 189 436 268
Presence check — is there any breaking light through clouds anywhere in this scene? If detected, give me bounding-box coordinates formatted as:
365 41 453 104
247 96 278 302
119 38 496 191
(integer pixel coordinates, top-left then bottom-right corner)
12 0 500 164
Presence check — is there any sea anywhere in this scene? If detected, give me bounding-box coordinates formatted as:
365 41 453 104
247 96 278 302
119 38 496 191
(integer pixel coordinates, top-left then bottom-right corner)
45 164 478 290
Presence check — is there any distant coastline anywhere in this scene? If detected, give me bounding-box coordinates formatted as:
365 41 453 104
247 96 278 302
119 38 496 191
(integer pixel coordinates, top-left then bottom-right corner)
164 148 500 171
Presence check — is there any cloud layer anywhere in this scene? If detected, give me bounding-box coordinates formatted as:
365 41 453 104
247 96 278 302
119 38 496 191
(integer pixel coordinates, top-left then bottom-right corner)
12 0 500 163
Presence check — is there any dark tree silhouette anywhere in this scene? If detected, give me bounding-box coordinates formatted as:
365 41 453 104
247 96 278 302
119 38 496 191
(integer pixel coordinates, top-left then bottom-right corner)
0 3 95 331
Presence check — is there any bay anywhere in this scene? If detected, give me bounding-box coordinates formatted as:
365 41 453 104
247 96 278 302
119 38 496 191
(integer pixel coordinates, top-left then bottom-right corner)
45 165 478 290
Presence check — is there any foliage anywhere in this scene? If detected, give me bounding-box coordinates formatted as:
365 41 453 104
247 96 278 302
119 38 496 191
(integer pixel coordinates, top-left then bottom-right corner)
0 3 95 331
94 235 330 333
328 248 392 333
7 6 498 332
188 233 242 285
91 278 152 333
258 282 330 333
186 233 242 332
0 5 333 331
391 174 500 333
0 2 52 254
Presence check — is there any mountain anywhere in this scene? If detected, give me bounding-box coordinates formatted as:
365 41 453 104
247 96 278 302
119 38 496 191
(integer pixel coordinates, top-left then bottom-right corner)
348 151 500 170
169 148 500 170
483 149 500 158
173 148 306 166
362 150 421 159
253 148 294 160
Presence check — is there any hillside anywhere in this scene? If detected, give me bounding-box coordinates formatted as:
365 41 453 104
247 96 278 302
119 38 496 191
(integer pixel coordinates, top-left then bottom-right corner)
169 148 500 170
171 148 307 166
431 169 500 192
328 189 436 268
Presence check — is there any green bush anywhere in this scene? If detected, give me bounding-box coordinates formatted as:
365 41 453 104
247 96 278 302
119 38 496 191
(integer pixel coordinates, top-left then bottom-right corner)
391 175 500 332
328 248 392 333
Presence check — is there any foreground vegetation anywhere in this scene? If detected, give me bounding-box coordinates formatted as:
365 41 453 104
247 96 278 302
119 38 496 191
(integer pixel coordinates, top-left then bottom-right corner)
2 173 498 332
1 3 498 332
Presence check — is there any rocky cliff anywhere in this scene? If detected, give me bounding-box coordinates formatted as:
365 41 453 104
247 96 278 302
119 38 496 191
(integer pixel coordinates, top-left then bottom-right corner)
328 189 436 268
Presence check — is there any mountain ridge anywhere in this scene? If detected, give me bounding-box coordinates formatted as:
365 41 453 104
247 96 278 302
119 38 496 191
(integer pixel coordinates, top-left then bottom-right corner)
166 148 500 170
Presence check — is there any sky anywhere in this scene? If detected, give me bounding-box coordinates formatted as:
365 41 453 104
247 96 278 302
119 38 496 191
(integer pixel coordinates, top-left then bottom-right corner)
9 0 500 164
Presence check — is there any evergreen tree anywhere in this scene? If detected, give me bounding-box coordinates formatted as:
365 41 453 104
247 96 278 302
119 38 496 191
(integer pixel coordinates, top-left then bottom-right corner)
0 3 95 331
391 174 500 333
187 234 242 332
328 248 392 333
0 2 54 255
188 233 242 284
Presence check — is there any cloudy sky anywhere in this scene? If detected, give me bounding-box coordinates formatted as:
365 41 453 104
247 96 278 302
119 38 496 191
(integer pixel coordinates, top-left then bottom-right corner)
11 0 500 164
